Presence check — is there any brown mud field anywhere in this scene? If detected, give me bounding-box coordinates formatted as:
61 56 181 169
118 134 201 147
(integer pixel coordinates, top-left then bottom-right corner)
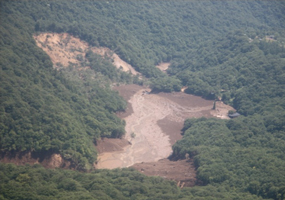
131 158 196 187
96 84 233 185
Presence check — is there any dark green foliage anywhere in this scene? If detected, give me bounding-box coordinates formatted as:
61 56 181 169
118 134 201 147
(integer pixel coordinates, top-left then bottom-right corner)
3 0 284 82
173 31 285 115
0 163 263 199
173 116 285 199
150 76 182 93
0 1 129 170
0 163 182 200
85 50 133 84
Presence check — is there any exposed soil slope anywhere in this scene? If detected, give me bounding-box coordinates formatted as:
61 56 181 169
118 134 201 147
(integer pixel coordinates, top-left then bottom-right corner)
96 138 131 154
156 62 170 73
131 158 196 188
0 151 75 169
33 33 138 75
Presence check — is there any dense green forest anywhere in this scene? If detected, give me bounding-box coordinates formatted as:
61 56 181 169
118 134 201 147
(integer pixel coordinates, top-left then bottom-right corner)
0 0 131 170
172 116 285 200
171 31 285 114
0 163 264 200
1 0 285 199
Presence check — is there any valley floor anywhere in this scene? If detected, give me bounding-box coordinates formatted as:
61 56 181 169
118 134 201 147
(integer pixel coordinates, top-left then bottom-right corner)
96 84 233 186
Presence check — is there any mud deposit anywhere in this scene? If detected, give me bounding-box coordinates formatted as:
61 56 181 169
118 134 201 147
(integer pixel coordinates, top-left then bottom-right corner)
131 158 196 187
96 85 232 170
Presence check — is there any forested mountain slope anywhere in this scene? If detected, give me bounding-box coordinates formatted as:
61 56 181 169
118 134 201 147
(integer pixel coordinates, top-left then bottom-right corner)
3 0 284 78
0 163 265 200
1 0 285 199
173 115 285 199
0 1 128 171
172 31 285 115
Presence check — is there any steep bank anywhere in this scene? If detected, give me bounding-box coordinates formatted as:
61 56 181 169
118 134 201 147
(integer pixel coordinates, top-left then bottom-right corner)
0 151 75 169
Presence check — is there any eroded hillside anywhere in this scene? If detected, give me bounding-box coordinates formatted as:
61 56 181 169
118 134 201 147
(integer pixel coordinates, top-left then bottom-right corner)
33 33 234 186
34 33 138 75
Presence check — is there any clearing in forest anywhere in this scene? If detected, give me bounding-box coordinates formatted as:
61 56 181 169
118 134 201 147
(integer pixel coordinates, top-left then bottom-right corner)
156 62 170 73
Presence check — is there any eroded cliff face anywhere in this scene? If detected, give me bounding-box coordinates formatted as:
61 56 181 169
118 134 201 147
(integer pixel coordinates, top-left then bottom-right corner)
0 151 76 169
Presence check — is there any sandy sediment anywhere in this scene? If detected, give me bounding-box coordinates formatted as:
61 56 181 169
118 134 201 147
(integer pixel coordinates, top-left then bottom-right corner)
97 88 173 169
96 85 233 169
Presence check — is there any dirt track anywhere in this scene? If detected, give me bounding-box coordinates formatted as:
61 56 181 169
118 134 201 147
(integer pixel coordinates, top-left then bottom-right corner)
96 85 233 169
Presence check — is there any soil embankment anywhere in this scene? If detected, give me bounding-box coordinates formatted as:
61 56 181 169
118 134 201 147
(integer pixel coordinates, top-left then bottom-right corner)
131 158 196 187
0 151 74 169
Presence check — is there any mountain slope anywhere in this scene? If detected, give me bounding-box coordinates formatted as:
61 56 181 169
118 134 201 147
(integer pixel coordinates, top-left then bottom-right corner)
0 2 127 170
